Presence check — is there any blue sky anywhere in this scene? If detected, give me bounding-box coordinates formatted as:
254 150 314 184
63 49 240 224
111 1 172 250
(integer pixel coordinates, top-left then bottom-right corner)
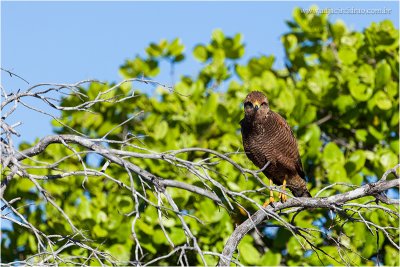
1 1 399 145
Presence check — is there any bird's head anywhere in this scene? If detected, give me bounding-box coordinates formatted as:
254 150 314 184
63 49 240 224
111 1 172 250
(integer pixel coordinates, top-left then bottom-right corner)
243 91 269 118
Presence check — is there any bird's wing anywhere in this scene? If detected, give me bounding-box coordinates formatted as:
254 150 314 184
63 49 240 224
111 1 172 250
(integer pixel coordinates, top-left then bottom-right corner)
271 111 306 180
295 157 306 180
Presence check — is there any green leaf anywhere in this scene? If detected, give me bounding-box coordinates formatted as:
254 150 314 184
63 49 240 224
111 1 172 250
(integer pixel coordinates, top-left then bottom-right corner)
93 224 108 238
197 254 218 266
341 34 361 47
355 129 368 142
168 38 185 56
77 197 92 219
201 93 219 115
390 110 399 127
384 245 400 266
390 140 399 155
331 20 347 41
152 229 168 245
235 65 250 80
357 64 375 84
350 173 363 185
107 244 130 262
146 43 162 57
212 49 225 63
227 181 241 191
348 80 373 101
261 71 277 92
17 232 29 247
386 80 398 98
233 33 243 46
238 242 260 265
173 54 185 63
117 195 133 213
345 150 366 175
375 61 392 89
28 235 37 252
338 46 357 65
259 249 282 266
154 120 169 140
300 105 317 125
308 246 343 266
137 220 154 235
212 28 225 44
368 125 385 140
15 178 34 192
96 210 108 223
282 34 297 52
198 199 224 223
327 162 348 183
323 142 344 167
374 91 392 110
161 216 176 228
193 45 208 62
216 104 229 127
170 228 186 245
276 89 295 113
307 69 331 95
334 94 355 114
287 236 302 257
273 228 292 249
379 151 397 170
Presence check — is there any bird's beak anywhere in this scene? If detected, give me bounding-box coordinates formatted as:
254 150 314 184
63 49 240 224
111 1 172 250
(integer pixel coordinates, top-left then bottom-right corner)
254 101 260 111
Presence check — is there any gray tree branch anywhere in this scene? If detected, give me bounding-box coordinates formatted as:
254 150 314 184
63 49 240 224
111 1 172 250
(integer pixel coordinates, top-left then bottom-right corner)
5 134 223 204
217 167 400 266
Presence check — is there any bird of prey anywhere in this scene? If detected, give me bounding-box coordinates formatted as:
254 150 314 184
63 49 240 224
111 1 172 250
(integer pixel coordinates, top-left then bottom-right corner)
240 91 311 206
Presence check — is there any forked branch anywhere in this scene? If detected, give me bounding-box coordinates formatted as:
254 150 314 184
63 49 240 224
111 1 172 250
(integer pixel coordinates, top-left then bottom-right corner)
218 164 400 266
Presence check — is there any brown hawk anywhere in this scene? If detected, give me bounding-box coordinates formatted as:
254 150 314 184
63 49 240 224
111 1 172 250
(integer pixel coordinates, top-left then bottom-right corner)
240 91 311 205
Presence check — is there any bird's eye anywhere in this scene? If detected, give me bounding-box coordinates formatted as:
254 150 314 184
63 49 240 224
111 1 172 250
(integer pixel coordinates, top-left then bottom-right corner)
261 102 268 107
244 102 253 109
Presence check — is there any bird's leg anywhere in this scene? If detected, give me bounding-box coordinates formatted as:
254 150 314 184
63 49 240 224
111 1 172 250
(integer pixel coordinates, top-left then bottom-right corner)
278 176 288 202
263 179 275 207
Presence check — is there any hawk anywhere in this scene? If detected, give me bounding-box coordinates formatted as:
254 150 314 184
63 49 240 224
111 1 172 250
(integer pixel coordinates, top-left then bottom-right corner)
240 91 311 205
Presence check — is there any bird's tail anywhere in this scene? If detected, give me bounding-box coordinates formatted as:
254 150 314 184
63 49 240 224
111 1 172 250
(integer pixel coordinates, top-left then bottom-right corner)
287 175 312 197
297 190 312 198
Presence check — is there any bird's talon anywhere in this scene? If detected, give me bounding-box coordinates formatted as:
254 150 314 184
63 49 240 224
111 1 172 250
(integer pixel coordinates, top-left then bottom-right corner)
262 201 275 208
263 196 275 207
269 196 275 203
270 200 276 208
279 177 287 202
279 193 287 203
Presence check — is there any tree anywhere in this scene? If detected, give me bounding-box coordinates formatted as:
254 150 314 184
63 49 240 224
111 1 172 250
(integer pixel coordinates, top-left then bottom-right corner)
1 7 399 266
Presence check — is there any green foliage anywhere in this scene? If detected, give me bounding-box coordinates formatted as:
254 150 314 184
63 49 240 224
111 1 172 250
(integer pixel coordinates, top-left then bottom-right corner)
3 6 399 266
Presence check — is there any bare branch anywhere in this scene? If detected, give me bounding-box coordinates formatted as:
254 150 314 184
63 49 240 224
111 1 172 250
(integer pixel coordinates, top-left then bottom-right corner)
218 175 400 266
